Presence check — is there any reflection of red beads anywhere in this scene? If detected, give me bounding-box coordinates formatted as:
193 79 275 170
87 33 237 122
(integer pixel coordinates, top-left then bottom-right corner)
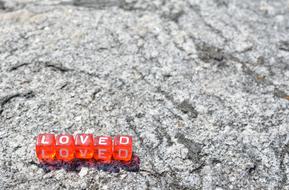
36 134 133 162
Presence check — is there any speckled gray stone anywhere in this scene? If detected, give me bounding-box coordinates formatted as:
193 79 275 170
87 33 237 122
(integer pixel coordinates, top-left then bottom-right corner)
1 0 289 189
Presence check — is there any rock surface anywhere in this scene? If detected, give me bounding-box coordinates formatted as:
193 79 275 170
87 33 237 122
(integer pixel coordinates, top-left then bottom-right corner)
1 0 289 189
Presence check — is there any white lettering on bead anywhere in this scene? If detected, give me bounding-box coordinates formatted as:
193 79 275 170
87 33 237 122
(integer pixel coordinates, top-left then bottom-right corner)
41 136 49 144
99 137 108 145
59 136 69 144
79 135 89 144
120 137 129 145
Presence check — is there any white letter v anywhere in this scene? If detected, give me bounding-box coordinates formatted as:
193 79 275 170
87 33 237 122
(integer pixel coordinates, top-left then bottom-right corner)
80 135 88 144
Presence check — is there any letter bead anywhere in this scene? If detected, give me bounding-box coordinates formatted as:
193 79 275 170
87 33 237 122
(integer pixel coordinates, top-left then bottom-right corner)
94 136 112 162
36 134 56 161
56 134 75 161
75 134 94 159
113 135 133 161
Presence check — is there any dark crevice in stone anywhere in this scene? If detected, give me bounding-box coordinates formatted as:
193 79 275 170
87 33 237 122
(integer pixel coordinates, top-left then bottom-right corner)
9 62 31 71
0 91 35 115
190 4 227 42
152 116 174 147
177 100 198 118
190 162 206 173
274 89 289 100
157 87 198 119
279 41 289 52
71 0 123 9
163 73 172 79
211 158 222 165
175 133 203 162
162 10 185 24
59 83 68 90
226 54 289 101
91 88 102 100
257 56 265 65
135 112 145 118
22 91 35 99
247 163 257 175
9 61 71 73
196 42 224 63
10 60 101 79
44 62 72 73
0 91 34 107
226 55 259 83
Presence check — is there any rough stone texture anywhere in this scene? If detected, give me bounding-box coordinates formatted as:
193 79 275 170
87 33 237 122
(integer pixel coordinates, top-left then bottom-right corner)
0 0 289 189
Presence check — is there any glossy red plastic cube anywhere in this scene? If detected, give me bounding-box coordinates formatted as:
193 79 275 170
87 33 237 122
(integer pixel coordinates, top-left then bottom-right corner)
75 134 94 159
113 135 133 161
56 134 75 161
94 136 112 162
36 134 56 161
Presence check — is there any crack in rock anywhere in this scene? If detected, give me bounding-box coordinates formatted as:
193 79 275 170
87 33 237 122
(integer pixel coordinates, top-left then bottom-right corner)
44 62 72 73
177 100 198 119
157 87 199 119
196 42 224 63
0 91 35 115
72 0 123 9
9 62 31 71
279 41 289 52
175 133 203 162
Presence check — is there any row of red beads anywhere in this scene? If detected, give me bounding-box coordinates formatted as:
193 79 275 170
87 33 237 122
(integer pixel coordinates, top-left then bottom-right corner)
36 134 133 162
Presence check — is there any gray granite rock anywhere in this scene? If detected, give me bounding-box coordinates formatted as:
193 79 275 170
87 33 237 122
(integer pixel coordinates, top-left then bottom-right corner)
1 0 289 189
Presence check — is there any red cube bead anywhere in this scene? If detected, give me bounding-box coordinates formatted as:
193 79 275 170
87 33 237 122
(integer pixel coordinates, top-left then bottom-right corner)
56 134 75 161
113 135 133 161
36 134 56 161
75 134 94 159
94 136 112 162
